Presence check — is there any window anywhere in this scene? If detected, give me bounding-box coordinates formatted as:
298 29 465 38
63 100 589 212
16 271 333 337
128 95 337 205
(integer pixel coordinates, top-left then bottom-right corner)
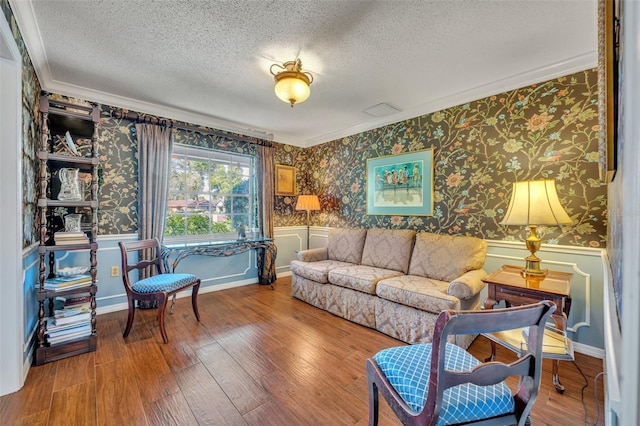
164 143 257 242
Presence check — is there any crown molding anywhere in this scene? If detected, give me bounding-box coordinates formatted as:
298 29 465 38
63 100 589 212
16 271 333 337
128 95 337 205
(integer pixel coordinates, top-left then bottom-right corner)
11 0 597 148
300 51 598 147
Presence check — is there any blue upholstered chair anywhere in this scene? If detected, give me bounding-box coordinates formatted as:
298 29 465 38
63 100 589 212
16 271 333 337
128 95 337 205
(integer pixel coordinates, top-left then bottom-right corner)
118 238 201 343
366 301 555 426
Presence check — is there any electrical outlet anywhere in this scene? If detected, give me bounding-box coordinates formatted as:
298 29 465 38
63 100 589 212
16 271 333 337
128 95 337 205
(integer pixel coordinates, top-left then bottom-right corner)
110 266 119 277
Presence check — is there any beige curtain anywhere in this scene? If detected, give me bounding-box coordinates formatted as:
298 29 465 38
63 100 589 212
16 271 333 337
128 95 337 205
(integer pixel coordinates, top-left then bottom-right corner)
256 144 275 238
136 123 173 278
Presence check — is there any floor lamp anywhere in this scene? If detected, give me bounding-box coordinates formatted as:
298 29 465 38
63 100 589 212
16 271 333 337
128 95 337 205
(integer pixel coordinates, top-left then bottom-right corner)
295 194 320 249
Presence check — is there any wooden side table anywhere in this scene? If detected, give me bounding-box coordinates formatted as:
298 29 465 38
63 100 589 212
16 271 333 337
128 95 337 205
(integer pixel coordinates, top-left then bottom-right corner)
482 264 573 393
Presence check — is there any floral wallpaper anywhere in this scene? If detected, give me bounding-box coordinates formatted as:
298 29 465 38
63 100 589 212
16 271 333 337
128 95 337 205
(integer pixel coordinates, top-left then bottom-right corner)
274 70 607 248
5 0 605 251
96 118 138 234
3 0 42 248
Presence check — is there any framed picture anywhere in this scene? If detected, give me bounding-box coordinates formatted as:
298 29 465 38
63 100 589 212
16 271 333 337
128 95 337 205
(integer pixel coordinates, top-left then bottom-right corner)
275 164 297 196
366 149 434 216
597 0 620 182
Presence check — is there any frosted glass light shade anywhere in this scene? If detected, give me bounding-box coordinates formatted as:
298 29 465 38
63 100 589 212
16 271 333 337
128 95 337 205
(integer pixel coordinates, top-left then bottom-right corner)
275 77 311 105
501 179 572 226
270 59 314 107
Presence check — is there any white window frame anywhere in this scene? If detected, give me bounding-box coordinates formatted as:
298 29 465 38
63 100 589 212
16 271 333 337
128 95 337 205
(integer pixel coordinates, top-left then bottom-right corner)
164 143 257 244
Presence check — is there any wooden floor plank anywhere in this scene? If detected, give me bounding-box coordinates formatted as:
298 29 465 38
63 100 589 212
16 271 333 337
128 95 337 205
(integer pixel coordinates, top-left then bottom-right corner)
213 326 280 381
95 357 148 426
174 362 246 425
0 276 605 425
93 317 129 366
0 362 57 424
48 381 96 426
6 409 49 426
125 339 180 404
196 342 271 415
144 391 198 426
53 351 95 391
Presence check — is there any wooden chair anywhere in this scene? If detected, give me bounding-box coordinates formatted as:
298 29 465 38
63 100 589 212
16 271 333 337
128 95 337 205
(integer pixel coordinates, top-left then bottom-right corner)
118 238 201 343
366 301 556 426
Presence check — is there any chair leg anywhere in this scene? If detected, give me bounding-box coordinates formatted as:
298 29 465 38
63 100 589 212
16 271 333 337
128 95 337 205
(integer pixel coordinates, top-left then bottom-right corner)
367 362 380 426
191 281 201 321
157 295 169 344
123 297 136 338
169 294 176 315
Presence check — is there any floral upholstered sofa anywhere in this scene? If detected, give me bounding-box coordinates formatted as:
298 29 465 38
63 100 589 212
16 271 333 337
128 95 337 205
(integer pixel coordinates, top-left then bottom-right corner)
290 228 488 349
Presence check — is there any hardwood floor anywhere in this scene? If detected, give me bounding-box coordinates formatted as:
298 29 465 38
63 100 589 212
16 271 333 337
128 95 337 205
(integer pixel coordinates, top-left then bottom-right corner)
1 276 605 425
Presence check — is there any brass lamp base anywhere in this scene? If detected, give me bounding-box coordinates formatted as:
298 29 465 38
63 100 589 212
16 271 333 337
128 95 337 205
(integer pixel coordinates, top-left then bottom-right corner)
522 225 548 278
522 255 548 277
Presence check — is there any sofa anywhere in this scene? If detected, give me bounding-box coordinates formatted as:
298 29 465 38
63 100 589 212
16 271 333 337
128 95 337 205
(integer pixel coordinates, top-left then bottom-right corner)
290 228 488 349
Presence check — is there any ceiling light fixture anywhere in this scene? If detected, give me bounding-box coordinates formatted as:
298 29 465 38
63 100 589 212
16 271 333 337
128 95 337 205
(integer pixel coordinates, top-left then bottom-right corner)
270 58 314 108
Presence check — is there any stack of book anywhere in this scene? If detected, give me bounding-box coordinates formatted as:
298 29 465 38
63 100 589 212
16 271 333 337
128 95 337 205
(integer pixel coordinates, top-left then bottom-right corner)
43 273 92 292
46 295 92 345
54 231 89 246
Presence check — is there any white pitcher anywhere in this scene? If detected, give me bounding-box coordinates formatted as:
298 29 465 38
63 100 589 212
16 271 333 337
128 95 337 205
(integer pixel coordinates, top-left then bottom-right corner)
57 168 82 201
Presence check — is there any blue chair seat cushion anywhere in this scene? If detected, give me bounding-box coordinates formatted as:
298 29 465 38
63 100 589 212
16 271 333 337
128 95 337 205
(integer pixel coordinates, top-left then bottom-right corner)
373 342 514 425
132 273 199 294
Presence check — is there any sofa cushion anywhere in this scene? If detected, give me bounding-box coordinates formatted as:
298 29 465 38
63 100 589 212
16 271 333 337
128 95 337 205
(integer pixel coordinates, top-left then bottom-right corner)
328 228 367 264
328 265 404 294
361 228 416 274
408 232 487 282
290 259 354 284
376 275 461 313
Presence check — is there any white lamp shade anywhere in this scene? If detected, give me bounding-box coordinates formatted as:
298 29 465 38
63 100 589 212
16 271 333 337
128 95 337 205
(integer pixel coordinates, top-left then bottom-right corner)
295 194 320 211
275 77 311 105
501 179 572 226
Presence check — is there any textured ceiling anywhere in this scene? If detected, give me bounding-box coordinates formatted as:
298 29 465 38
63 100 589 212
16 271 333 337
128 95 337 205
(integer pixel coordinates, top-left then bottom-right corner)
11 0 598 147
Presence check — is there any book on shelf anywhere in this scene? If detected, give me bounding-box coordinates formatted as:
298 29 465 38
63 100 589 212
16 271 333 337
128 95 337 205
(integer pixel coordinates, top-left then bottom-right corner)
46 316 91 333
54 302 90 318
54 231 89 245
46 320 91 337
43 274 92 291
63 295 92 308
47 328 92 345
54 231 86 239
52 311 91 326
47 325 91 340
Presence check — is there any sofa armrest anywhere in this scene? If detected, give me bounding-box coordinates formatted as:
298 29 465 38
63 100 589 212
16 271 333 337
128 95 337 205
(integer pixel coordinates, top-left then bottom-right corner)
296 247 328 262
447 269 488 299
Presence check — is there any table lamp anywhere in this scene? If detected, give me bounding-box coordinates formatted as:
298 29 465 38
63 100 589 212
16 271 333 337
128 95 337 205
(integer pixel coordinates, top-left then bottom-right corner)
501 179 572 277
295 194 320 249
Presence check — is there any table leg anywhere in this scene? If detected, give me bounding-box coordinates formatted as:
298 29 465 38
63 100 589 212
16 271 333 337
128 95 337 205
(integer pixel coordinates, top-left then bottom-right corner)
483 296 498 362
484 340 497 362
550 313 567 393
552 360 565 393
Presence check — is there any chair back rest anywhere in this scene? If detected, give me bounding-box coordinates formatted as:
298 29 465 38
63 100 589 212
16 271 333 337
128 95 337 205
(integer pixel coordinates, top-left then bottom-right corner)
426 301 556 422
118 238 164 291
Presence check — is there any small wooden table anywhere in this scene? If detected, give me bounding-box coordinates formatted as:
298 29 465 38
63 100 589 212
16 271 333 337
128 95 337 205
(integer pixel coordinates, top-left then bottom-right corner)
483 264 573 393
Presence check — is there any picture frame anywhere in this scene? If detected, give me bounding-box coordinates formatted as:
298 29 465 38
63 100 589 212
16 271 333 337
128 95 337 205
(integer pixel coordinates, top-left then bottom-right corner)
366 149 434 216
275 164 297 196
597 0 620 182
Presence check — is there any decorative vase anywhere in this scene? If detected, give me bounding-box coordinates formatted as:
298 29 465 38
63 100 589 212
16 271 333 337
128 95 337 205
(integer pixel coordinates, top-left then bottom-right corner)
64 214 83 232
57 168 82 201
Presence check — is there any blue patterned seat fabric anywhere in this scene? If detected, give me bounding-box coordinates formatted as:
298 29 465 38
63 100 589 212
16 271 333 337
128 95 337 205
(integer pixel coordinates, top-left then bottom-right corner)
131 273 198 294
373 342 514 425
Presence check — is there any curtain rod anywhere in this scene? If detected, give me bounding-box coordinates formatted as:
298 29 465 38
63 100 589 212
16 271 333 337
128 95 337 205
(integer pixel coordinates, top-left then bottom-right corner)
105 107 274 148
